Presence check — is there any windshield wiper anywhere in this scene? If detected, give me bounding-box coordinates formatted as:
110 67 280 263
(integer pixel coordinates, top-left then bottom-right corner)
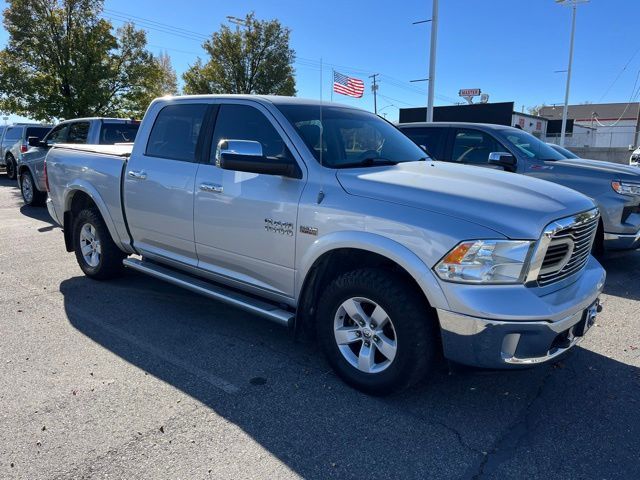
337 157 399 169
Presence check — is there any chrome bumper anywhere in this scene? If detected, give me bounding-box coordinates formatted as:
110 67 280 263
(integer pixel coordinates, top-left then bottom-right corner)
603 230 640 250
436 257 605 368
46 197 61 226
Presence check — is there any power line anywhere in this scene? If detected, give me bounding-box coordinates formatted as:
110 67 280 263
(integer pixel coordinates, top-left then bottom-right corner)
598 46 640 103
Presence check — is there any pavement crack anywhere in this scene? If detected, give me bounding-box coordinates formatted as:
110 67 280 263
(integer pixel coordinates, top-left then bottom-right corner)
467 366 555 480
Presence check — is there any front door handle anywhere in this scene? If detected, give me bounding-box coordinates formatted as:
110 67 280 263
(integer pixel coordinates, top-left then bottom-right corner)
128 170 147 180
199 182 223 193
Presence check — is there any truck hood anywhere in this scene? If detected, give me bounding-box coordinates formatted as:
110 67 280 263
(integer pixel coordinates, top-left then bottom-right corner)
557 158 640 180
336 161 596 239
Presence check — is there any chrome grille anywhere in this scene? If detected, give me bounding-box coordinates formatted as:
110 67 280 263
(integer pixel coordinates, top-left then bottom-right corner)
536 210 599 286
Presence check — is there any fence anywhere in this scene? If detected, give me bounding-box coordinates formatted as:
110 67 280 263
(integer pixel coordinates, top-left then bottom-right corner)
544 130 639 149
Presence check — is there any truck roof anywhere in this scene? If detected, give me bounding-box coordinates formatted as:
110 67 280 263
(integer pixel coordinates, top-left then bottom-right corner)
57 117 138 124
397 121 518 132
155 94 360 110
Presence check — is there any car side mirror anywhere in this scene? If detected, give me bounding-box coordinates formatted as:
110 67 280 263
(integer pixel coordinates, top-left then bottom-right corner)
27 136 46 148
488 152 517 172
216 139 299 178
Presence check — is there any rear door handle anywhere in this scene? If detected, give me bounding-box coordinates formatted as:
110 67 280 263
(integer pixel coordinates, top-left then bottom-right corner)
199 182 223 193
128 170 147 180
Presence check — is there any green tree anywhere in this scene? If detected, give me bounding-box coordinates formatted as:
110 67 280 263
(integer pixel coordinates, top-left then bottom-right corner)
0 0 162 121
183 13 295 96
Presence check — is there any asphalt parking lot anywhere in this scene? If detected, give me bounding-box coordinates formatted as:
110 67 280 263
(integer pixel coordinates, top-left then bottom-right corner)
1 175 639 480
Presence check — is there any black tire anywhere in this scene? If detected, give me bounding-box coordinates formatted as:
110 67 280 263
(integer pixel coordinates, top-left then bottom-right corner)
316 268 438 395
73 209 126 280
20 170 46 206
5 154 16 180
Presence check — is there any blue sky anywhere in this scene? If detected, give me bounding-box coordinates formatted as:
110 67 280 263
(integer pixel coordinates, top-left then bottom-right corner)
0 0 638 122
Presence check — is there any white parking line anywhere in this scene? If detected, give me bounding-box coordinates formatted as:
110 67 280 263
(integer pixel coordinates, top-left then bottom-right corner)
65 303 240 394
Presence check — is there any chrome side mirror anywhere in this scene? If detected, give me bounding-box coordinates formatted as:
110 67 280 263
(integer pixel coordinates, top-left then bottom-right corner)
488 152 517 172
215 139 263 166
216 139 298 178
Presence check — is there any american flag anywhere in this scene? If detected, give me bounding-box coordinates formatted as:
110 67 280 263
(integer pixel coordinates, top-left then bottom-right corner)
333 71 365 98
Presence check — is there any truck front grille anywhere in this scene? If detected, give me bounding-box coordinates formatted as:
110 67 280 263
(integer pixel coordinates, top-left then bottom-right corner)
537 211 599 286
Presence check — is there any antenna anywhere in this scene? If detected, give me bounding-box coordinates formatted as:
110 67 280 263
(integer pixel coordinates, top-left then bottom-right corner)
318 58 325 204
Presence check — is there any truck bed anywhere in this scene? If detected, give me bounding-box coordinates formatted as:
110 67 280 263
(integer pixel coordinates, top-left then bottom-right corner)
46 144 134 253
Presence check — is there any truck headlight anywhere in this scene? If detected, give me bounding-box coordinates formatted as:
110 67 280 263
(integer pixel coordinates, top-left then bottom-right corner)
435 240 534 284
612 180 640 195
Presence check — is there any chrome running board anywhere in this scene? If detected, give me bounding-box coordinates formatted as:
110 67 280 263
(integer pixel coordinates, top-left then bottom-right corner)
123 258 294 328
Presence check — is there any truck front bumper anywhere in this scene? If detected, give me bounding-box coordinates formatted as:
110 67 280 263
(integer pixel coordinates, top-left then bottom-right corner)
603 230 640 250
436 256 605 368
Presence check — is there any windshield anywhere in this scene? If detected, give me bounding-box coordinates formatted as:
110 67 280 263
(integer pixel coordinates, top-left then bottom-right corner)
550 143 579 159
276 104 428 168
501 129 565 161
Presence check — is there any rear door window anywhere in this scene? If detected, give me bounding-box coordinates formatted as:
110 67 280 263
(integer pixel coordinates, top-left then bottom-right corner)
452 129 507 165
4 127 22 142
25 127 52 141
66 122 90 144
100 123 140 144
146 103 208 162
401 127 447 160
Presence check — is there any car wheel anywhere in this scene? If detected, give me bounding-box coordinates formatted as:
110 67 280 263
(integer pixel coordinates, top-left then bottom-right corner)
73 209 126 280
20 170 46 206
316 268 438 395
5 154 16 180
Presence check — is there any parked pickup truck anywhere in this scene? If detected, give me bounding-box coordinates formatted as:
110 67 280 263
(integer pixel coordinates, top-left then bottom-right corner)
45 96 605 394
398 122 640 252
17 117 139 206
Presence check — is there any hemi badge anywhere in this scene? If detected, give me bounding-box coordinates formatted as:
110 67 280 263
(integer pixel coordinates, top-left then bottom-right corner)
300 226 318 236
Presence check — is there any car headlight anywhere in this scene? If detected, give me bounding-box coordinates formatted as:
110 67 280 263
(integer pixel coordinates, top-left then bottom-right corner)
611 180 640 195
435 240 534 284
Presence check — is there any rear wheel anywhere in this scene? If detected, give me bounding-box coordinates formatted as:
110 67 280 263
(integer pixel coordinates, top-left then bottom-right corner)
316 268 438 395
5 154 16 180
73 209 126 280
20 170 46 206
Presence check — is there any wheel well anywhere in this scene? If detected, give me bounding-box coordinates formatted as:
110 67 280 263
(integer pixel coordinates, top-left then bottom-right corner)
63 191 98 252
17 164 30 179
296 248 435 337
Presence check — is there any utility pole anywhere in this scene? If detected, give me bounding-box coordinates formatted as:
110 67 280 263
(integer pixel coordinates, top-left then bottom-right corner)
370 73 379 114
412 0 438 122
556 0 588 146
427 0 438 122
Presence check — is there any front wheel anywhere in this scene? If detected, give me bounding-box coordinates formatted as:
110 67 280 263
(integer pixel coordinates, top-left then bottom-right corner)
20 170 46 206
73 209 126 280
6 154 16 180
317 268 438 395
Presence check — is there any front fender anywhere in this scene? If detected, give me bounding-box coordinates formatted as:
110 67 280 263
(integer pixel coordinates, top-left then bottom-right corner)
296 231 450 311
63 180 130 253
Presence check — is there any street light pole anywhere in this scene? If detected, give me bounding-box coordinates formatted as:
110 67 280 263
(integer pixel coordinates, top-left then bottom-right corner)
427 0 438 122
557 0 587 146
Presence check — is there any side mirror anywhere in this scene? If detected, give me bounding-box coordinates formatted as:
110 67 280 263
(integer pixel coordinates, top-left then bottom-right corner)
216 139 298 178
28 136 46 148
488 152 517 172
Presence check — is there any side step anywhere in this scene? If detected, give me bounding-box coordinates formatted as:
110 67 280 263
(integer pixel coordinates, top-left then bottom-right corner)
123 258 294 328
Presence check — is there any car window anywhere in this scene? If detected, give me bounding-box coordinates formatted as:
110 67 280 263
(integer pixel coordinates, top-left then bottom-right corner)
4 127 22 142
67 122 90 144
146 103 208 162
503 129 565 161
210 104 292 163
46 124 70 144
277 104 428 168
452 129 506 165
400 127 446 160
25 127 51 141
100 123 139 144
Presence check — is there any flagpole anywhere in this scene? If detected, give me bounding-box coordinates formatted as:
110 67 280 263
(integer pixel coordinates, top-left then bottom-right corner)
331 69 334 102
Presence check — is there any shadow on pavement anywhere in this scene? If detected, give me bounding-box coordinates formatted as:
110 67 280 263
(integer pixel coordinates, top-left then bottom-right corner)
19 204 57 228
599 249 640 301
58 272 640 479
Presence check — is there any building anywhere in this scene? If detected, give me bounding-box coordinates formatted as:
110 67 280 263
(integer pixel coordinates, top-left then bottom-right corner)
399 102 548 137
539 102 640 148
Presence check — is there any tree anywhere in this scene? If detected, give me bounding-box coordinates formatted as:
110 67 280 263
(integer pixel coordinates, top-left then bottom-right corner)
0 0 163 120
527 104 547 116
183 13 295 96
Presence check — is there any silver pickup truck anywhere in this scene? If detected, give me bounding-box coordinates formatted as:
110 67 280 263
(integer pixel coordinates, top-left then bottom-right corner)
45 95 605 394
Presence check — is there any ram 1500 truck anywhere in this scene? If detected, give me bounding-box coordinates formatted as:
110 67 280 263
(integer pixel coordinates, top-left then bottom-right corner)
18 117 139 206
45 96 606 394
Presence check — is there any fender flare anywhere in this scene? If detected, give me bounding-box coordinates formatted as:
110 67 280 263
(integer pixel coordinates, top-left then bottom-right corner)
62 180 128 252
296 231 450 311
